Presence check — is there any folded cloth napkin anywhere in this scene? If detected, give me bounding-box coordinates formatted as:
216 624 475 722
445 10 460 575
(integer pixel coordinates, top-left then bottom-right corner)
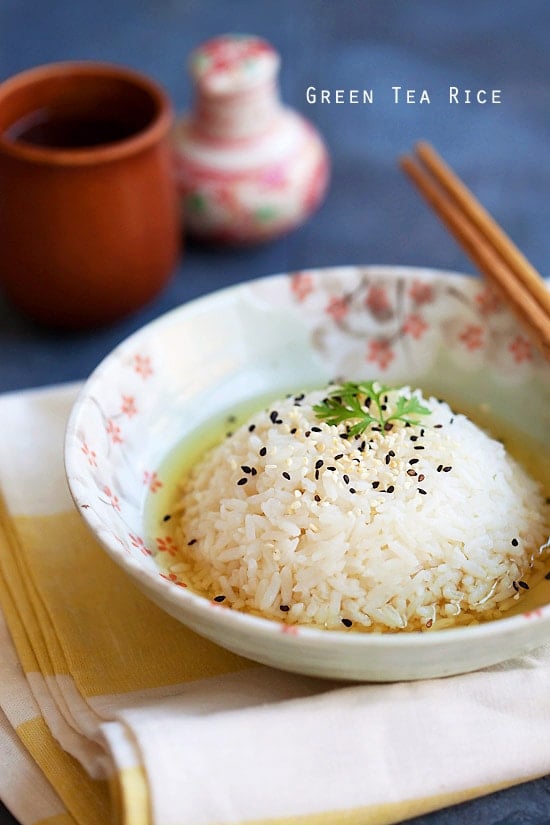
0 383 549 825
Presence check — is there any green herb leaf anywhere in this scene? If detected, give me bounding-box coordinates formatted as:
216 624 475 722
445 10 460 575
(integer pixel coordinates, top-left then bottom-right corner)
313 381 431 435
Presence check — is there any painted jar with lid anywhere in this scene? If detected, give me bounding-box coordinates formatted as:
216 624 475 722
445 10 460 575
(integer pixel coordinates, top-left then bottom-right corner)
173 34 329 244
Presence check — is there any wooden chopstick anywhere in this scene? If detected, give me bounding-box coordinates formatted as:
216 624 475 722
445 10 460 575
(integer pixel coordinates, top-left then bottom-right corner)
399 143 550 360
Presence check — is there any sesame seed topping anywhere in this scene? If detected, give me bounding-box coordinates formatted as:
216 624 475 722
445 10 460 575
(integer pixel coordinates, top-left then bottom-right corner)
341 618 353 628
349 488 357 494
248 424 256 432
418 474 425 482
241 465 252 473
314 494 321 502
163 514 172 522
414 446 425 450
409 458 419 465
315 459 324 469
334 453 344 460
279 604 290 612
290 427 297 434
282 471 291 480
418 488 427 495
372 481 380 489
327 466 337 471
187 538 197 545
259 447 267 456
343 474 350 484
437 464 443 472
386 485 395 493
270 410 278 422
311 426 322 433
443 466 452 472
511 538 519 547
237 477 248 486
407 469 417 477
545 572 550 580
518 580 529 590
213 595 226 602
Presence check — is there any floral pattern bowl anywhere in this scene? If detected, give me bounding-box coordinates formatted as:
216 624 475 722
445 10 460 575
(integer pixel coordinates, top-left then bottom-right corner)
64 266 550 681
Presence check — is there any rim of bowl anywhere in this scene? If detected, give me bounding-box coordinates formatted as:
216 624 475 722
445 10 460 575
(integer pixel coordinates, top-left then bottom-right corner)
64 265 550 651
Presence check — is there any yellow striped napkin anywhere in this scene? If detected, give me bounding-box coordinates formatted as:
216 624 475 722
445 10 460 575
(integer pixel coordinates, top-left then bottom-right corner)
1 383 549 825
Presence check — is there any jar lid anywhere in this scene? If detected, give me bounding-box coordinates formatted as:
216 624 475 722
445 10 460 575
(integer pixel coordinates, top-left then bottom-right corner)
189 34 279 96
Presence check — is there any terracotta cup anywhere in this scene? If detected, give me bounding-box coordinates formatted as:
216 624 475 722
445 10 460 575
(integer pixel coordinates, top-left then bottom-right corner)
0 62 181 329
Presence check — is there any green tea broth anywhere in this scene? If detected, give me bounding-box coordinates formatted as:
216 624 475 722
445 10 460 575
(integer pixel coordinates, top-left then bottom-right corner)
144 387 550 625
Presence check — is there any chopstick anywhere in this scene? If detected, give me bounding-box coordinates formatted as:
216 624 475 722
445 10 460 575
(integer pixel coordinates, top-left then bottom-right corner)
399 142 550 360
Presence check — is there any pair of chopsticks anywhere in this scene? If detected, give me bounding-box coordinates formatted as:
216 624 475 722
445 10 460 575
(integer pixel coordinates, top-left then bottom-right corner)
400 143 550 361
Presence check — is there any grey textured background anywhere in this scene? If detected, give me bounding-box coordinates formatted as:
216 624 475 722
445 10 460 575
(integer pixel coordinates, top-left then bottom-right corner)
0 1 549 823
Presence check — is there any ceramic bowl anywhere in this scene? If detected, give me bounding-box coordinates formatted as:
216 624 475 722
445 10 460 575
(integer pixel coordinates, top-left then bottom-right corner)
65 266 550 681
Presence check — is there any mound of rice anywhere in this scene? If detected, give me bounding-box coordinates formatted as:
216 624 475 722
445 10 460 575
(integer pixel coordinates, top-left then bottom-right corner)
172 385 548 632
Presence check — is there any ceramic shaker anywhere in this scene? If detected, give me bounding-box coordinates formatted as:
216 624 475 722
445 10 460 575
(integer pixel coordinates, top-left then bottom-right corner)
173 34 329 244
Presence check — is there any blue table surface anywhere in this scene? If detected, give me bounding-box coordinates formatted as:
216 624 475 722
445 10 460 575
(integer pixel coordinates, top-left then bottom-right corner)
1 1 549 823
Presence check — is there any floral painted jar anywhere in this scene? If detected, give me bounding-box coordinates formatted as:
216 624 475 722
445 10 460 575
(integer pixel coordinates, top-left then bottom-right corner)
173 34 330 244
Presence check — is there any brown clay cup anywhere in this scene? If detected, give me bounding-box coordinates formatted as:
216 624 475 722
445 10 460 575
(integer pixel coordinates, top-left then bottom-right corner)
0 62 181 329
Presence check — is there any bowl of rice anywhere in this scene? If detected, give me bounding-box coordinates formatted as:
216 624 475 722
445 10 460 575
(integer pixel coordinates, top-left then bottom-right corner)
65 265 550 681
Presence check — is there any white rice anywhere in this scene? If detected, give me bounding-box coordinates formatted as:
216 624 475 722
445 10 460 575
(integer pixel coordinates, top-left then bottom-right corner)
171 386 549 632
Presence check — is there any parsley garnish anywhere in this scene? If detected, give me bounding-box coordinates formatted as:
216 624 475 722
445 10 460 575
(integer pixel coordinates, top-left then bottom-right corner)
313 381 431 436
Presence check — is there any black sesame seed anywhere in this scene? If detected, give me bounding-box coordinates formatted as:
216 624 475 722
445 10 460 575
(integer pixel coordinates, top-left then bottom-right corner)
371 426 381 432
384 422 393 431
383 395 388 403
418 488 427 495
237 477 248 486
414 446 425 450
386 485 395 493
410 435 418 442
315 470 320 480
511 538 519 547
389 450 395 457
420 429 425 437
512 581 519 592
409 458 419 465
279 604 290 612
359 440 366 452
327 466 337 472
290 427 297 434
311 426 322 433
305 431 311 438
241 465 252 473
163 514 172 522
372 481 380 489
385 454 391 465
214 595 226 602
187 538 197 545
343 474 350 484
418 474 425 482
381 404 387 411
518 581 529 590
259 447 267 456
315 459 324 469
295 393 305 401
314 494 321 502
340 432 349 440
407 469 417 477
450 417 455 424
334 453 344 460
349 488 357 494
248 424 256 432
341 618 353 628
270 410 278 422
365 397 372 408
434 424 443 428
545 572 550 580
437 464 443 472
251 468 257 476
404 422 411 428
282 471 291 480
443 466 452 472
